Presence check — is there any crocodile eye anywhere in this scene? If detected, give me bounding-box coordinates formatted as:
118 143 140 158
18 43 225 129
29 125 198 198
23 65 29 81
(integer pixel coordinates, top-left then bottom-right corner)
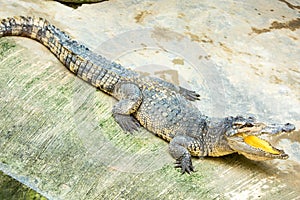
232 122 246 128
244 122 254 127
233 121 244 125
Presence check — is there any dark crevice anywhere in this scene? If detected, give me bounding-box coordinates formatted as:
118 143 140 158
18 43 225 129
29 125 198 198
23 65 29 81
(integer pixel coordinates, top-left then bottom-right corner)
278 0 300 10
55 0 108 9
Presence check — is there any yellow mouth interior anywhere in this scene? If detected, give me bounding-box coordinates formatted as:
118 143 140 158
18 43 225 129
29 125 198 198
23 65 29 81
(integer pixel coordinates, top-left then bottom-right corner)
240 133 280 155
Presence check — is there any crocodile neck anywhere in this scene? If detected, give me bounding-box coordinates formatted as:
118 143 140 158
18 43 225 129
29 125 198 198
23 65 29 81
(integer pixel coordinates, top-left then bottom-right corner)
202 117 236 157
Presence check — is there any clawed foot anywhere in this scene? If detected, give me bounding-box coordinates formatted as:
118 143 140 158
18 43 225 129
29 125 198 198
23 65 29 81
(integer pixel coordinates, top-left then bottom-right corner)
179 86 200 101
113 113 140 133
174 154 194 174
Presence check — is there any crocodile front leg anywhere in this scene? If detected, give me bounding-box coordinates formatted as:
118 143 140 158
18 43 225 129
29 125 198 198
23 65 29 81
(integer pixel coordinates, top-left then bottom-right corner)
112 82 143 132
169 135 205 174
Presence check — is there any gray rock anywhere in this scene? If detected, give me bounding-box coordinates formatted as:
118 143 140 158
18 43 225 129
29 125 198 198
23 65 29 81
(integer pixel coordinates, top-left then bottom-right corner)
0 0 299 199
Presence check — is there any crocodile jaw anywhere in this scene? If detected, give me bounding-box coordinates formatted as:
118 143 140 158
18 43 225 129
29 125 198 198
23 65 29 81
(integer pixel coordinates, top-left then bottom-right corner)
225 122 295 161
226 134 288 160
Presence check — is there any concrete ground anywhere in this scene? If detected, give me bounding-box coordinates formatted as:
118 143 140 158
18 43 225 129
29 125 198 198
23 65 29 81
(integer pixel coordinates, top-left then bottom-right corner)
0 0 299 199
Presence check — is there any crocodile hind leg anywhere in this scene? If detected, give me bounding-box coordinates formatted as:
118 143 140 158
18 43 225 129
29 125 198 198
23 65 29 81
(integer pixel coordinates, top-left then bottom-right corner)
150 77 200 101
179 86 200 101
112 82 143 132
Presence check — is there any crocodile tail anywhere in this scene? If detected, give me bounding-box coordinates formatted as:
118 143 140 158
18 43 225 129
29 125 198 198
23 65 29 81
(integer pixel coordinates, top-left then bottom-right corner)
0 16 73 69
0 16 49 39
0 16 84 73
0 16 126 94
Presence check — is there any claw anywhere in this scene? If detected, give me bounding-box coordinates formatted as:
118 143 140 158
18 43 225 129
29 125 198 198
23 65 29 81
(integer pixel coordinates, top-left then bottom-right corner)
179 86 200 101
174 154 194 174
113 114 140 133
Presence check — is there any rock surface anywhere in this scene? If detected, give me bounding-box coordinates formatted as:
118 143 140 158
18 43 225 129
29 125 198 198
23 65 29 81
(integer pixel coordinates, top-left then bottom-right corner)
0 0 300 199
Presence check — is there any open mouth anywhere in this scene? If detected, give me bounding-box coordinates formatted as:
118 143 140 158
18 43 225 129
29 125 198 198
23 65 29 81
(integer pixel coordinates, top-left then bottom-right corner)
226 118 295 161
227 132 288 161
239 133 282 155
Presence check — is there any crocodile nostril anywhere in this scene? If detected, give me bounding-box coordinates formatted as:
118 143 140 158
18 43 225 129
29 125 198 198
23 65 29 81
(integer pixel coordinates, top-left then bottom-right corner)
283 123 296 132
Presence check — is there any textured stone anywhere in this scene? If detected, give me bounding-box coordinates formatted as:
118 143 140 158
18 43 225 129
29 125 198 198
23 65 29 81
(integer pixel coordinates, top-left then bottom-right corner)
0 0 299 199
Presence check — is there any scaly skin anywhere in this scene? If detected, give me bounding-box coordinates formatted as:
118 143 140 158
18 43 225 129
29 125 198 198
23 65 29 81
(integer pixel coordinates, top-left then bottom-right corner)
0 16 296 174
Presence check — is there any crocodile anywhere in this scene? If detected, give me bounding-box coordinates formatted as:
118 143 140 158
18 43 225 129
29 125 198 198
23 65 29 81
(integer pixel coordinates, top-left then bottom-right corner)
0 16 296 173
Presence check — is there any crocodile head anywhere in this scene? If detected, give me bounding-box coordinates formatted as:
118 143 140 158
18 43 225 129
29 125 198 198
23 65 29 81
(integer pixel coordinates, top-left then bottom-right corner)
224 116 295 161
